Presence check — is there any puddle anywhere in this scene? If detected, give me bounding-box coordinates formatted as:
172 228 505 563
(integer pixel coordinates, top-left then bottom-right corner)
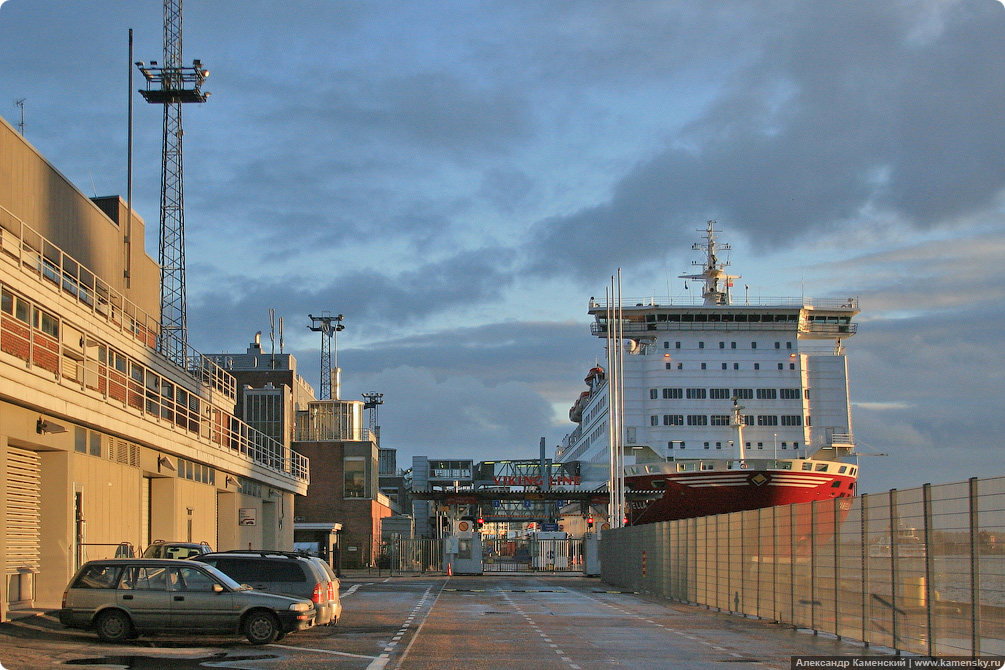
64 652 278 669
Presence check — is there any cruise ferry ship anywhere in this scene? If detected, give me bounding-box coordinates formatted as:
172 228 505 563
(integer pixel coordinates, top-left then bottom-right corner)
557 222 860 525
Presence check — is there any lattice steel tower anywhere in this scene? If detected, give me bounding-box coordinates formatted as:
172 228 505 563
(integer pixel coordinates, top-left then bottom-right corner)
136 0 210 366
308 312 345 400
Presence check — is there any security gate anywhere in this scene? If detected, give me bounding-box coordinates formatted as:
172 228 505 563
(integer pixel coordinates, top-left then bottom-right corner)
483 538 584 573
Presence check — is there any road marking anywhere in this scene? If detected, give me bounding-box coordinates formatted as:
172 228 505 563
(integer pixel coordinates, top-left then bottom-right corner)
271 645 376 660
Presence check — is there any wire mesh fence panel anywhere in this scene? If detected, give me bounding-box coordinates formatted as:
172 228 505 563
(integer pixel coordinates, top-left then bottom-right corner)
601 475 1005 657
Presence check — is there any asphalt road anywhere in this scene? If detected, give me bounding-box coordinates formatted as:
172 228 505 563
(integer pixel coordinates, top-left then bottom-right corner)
0 574 887 669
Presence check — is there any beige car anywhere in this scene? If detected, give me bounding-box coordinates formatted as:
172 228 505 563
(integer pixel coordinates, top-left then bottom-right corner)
59 559 316 644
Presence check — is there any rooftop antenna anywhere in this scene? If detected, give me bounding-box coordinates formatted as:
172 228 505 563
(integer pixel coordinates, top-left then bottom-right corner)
269 308 276 369
136 0 210 366
13 99 25 136
362 392 384 445
308 312 344 400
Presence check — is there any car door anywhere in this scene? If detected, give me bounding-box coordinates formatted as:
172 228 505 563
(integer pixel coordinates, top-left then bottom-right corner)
167 565 235 632
117 565 172 629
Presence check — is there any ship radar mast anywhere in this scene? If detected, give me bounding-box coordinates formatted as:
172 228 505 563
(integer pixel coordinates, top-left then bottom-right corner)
679 220 740 306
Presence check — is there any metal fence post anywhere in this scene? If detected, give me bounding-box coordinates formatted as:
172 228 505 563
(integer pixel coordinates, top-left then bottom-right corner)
861 493 869 647
922 483 934 657
890 489 899 654
969 477 981 657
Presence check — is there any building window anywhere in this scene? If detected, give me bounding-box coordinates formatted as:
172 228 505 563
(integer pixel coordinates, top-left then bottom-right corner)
74 426 87 453
344 457 367 498
663 388 683 399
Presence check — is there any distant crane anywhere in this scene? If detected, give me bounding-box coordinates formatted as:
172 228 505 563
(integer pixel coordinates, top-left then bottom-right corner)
308 312 344 400
136 0 210 366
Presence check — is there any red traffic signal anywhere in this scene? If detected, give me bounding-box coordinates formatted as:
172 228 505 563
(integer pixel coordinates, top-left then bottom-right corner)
586 516 594 528
476 517 485 528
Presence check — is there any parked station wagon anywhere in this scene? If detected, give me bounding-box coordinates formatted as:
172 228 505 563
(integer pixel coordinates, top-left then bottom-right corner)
59 558 316 644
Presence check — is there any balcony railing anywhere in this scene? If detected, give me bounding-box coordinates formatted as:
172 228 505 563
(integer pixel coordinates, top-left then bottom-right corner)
0 206 307 484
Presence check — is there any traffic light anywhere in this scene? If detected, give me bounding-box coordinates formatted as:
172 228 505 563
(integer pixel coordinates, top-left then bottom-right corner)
586 516 594 530
476 517 484 530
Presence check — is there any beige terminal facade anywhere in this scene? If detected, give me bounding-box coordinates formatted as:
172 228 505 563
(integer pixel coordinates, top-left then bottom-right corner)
0 114 309 617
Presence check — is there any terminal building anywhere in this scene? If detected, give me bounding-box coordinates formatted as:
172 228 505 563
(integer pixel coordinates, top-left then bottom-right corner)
0 114 309 617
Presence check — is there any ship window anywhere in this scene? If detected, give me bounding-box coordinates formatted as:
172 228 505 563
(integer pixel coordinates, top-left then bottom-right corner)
677 363 683 370
650 389 658 399
751 341 757 348
778 462 792 470
754 363 760 370
721 363 728 370
850 467 857 476
838 466 847 474
710 415 729 426
701 462 714 470
663 415 684 426
663 341 669 349
780 388 800 399
757 415 778 426
687 415 708 426
781 415 802 426
715 442 722 448
756 388 777 399
733 388 753 399
686 388 707 399
703 442 710 448
793 442 799 448
675 341 681 349
701 363 707 370
775 342 781 349
719 342 725 349
650 416 658 426
781 442 787 448
815 463 829 472
698 341 705 349
695 314 707 322
778 363 784 370
743 415 754 425
802 462 813 471
787 342 793 349
666 363 672 370
735 314 748 322
663 388 683 399
709 388 730 399
831 481 841 488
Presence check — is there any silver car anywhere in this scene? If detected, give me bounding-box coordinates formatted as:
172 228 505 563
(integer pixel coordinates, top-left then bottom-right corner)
59 559 315 644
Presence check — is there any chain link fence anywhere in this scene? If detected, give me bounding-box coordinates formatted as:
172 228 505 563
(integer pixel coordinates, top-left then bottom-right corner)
601 476 1005 657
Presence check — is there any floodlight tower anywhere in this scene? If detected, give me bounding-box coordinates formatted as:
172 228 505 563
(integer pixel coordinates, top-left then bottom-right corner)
362 392 384 444
308 312 345 400
136 0 210 366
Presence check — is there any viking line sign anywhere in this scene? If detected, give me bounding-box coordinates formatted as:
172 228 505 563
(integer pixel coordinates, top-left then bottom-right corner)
492 475 581 487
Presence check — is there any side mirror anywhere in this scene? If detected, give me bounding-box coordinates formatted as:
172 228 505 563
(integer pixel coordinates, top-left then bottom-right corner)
213 583 224 593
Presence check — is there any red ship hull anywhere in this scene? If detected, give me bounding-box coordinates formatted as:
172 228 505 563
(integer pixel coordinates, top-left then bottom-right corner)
626 467 857 525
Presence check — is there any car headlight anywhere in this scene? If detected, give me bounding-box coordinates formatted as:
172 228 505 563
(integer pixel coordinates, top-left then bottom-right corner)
289 601 312 612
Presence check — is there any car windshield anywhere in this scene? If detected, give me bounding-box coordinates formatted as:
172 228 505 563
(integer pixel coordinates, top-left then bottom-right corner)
196 563 246 590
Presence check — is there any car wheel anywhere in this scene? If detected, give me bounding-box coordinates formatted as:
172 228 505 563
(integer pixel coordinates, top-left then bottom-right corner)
95 609 133 643
244 611 280 645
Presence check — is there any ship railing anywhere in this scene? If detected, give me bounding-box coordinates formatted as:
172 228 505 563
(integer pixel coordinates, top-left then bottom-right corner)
591 296 858 310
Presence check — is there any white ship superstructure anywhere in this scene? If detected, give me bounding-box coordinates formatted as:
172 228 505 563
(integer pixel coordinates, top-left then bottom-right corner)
558 222 860 523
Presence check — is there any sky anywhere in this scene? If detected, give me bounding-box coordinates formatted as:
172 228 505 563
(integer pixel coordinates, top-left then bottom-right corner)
1 0 1004 494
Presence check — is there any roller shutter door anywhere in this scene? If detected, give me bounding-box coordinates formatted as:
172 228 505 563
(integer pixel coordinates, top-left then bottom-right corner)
6 448 41 573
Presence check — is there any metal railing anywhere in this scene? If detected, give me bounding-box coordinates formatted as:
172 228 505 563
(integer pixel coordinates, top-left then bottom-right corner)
600 476 1005 657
